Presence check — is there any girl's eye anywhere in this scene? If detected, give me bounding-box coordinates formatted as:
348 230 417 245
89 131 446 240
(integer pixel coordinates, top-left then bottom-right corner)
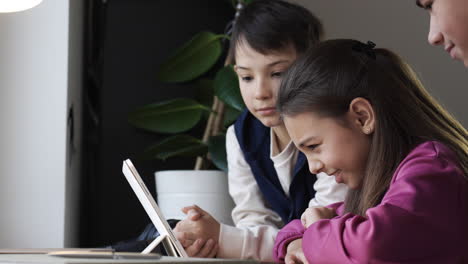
306 144 319 151
271 72 283 78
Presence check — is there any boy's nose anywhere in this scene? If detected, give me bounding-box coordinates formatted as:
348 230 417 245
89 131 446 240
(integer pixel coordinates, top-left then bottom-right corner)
254 79 272 100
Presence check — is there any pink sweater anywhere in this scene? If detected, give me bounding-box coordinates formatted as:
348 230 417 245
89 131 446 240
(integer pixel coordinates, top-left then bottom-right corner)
273 141 468 263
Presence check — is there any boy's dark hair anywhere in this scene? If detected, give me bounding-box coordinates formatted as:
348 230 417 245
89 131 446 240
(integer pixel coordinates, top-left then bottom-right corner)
227 0 323 64
277 39 468 217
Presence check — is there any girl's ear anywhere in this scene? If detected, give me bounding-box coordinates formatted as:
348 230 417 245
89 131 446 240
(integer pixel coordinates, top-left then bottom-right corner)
348 97 375 135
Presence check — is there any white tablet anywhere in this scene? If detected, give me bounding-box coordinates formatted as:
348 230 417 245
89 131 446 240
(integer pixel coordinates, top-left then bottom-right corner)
122 159 188 257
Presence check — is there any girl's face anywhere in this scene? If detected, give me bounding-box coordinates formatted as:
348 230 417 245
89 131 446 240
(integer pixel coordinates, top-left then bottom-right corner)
283 100 374 189
234 43 297 127
418 0 468 66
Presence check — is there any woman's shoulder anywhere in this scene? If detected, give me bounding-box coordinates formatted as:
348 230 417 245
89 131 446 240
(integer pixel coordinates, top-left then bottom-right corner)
392 141 465 183
407 141 458 159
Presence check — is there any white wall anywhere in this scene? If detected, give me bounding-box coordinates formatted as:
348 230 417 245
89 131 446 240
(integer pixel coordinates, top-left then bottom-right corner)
293 0 468 127
0 0 69 247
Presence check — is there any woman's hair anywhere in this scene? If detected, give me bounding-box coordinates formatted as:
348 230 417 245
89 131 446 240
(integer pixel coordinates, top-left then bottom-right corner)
277 39 468 216
227 0 323 64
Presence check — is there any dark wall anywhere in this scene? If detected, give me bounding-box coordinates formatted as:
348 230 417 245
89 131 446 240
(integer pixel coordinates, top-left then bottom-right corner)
79 0 234 247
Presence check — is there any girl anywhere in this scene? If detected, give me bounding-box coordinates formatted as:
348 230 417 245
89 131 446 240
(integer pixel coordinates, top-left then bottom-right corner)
172 0 347 261
273 39 468 263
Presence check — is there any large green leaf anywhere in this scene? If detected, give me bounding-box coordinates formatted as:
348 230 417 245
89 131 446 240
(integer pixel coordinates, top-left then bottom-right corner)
194 78 215 120
208 134 227 171
194 78 214 108
128 98 210 134
157 32 225 83
144 135 208 160
214 65 245 111
223 104 243 128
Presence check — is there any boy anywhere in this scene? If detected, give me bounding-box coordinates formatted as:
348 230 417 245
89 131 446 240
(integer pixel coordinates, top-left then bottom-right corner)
173 0 347 261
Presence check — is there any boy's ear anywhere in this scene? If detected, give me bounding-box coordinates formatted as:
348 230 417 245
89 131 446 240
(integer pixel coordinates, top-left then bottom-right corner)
348 97 375 135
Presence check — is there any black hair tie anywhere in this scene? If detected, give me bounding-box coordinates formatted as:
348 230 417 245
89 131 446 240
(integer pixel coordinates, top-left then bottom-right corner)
352 41 377 60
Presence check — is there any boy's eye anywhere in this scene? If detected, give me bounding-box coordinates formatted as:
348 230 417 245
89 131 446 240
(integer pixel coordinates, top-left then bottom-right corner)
240 76 253 82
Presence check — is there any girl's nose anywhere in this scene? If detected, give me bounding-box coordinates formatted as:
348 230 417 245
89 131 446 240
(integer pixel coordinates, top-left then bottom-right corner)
309 160 324 175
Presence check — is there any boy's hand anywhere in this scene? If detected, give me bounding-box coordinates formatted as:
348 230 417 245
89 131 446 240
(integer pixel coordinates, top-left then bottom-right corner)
285 239 308 264
301 206 336 228
174 205 220 258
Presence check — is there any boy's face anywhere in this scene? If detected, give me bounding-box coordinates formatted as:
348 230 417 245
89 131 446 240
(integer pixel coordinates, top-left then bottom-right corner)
234 43 297 127
417 0 468 66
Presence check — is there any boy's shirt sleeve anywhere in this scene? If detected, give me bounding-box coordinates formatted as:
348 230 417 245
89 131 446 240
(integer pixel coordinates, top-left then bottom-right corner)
217 126 284 261
300 142 468 264
308 172 348 207
218 223 281 261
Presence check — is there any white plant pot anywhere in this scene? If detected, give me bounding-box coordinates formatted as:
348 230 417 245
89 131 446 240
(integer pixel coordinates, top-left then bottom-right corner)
155 170 234 225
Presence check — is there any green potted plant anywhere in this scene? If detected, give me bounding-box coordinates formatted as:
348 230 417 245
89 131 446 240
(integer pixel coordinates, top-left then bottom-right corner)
127 1 251 223
128 31 245 171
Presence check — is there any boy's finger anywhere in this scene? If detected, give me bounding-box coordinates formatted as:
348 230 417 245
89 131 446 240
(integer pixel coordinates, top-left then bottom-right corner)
184 238 204 257
181 205 197 214
179 238 195 248
174 230 198 243
206 243 218 258
189 204 207 215
194 239 215 258
188 209 202 220
174 232 195 248
182 205 203 215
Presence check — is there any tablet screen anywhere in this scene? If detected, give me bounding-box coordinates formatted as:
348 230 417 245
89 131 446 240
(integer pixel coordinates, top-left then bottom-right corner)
122 159 188 257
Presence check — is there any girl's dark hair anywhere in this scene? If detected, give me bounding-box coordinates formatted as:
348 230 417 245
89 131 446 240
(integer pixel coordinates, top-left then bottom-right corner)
227 0 323 64
278 39 468 216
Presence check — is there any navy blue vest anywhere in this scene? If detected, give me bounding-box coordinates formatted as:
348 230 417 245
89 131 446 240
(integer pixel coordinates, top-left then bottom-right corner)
234 110 317 223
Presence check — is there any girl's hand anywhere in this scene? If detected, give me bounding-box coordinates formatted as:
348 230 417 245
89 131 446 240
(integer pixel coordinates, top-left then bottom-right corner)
285 239 308 264
173 205 220 258
301 206 336 228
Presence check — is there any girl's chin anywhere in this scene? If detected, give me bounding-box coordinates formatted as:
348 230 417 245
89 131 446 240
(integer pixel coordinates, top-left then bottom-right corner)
335 174 344 184
348 182 363 190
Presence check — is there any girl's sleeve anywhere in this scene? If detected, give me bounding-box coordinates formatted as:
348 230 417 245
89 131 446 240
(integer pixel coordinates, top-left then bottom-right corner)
272 219 305 262
272 202 345 262
301 143 467 263
217 125 284 261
